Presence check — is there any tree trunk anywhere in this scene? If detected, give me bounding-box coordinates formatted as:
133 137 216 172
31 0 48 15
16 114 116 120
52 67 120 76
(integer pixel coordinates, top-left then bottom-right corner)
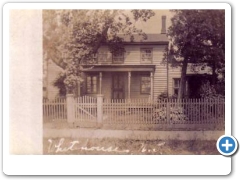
178 60 188 99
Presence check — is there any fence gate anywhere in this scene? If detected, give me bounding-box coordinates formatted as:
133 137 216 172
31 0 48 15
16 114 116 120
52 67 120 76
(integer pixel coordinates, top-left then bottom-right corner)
74 96 97 124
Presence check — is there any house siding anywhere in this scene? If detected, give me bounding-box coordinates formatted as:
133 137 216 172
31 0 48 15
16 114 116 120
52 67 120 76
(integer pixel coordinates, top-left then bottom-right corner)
124 46 141 65
46 59 63 100
152 45 168 100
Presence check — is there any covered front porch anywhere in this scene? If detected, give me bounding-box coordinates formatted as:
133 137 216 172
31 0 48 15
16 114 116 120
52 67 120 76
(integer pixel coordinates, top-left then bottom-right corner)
80 65 155 101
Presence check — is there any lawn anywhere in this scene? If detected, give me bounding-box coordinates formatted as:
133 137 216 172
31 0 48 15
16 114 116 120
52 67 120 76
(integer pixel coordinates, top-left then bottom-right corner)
43 137 219 155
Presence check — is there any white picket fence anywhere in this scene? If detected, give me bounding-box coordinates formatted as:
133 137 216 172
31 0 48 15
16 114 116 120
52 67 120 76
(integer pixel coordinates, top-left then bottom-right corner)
43 96 225 129
43 98 67 122
102 98 225 125
103 99 154 124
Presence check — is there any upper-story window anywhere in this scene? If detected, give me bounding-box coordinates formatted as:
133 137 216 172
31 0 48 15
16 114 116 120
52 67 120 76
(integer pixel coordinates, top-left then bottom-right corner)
97 52 108 63
97 51 114 64
112 52 124 64
141 48 153 63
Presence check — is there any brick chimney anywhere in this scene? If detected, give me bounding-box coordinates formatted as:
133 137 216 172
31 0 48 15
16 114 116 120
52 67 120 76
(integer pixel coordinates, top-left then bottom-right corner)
161 15 166 34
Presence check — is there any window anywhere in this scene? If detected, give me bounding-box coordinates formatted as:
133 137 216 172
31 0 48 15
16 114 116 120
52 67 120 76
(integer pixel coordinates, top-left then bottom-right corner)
112 52 124 63
140 76 151 94
141 48 153 63
173 78 180 95
97 52 108 63
86 75 98 93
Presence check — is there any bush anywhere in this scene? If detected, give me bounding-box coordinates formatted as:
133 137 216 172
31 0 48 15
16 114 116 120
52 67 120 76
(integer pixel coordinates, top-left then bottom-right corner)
157 92 178 103
199 81 224 99
153 106 188 123
53 73 67 97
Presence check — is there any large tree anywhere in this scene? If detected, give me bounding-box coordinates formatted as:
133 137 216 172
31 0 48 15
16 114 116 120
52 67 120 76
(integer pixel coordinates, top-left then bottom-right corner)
43 10 155 94
166 10 225 99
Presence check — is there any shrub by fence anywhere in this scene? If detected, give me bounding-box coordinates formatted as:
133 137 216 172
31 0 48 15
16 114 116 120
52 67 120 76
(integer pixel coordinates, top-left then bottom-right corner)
155 98 224 124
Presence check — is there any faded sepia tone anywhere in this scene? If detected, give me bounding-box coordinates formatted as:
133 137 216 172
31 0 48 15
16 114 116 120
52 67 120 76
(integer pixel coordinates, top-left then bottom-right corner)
42 9 225 155
8 9 225 155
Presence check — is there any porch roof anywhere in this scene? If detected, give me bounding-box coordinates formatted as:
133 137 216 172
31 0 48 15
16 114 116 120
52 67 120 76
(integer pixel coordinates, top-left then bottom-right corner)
82 64 155 72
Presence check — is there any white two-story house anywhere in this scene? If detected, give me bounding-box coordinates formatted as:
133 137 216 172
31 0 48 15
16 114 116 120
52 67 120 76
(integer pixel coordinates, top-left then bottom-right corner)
43 15 212 100
80 32 168 101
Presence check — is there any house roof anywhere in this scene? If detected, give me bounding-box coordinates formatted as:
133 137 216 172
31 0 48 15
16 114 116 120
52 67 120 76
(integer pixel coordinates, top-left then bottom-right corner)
118 34 169 45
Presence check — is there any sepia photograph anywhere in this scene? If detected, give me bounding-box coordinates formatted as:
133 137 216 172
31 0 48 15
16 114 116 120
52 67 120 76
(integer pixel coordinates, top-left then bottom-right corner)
42 9 225 155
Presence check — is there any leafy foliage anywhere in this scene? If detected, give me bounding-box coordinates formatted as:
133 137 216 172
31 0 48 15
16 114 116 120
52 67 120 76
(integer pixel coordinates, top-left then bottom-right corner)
43 10 155 94
52 73 67 97
199 80 224 99
168 10 225 64
165 10 225 98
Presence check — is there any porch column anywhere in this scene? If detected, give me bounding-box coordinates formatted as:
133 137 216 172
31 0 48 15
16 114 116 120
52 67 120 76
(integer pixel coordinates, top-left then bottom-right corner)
150 72 154 101
99 72 102 94
128 71 131 100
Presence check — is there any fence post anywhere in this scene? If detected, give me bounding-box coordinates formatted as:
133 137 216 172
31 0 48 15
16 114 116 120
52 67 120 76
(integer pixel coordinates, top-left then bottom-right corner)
67 94 75 127
166 99 170 123
97 94 104 127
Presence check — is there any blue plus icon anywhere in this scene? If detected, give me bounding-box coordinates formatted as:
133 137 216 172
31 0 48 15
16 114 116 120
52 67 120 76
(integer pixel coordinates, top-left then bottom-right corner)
217 135 238 156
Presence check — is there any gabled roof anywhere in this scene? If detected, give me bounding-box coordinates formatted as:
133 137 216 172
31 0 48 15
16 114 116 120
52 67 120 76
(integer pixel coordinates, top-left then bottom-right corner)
118 34 169 45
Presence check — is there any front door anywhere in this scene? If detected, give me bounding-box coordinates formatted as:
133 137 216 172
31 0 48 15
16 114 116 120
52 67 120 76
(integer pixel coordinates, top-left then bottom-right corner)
112 73 124 99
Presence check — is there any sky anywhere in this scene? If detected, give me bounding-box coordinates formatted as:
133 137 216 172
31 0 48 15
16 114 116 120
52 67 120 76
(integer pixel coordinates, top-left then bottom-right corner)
134 10 174 34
